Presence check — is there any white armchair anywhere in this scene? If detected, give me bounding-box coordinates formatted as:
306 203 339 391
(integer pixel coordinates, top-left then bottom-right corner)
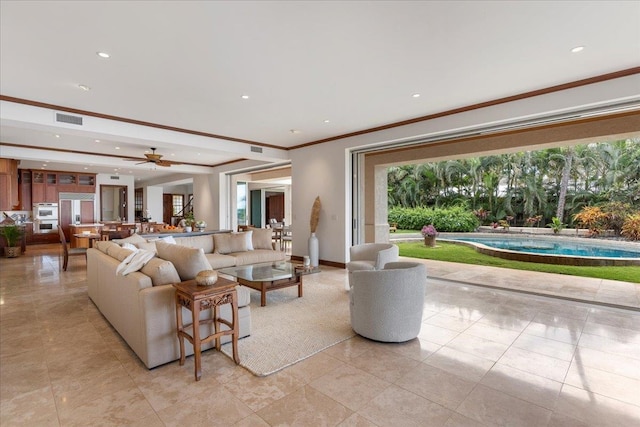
349 262 427 342
346 243 399 290
347 243 399 272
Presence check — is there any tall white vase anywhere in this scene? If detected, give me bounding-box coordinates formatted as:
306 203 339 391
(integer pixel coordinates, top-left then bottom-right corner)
308 232 319 267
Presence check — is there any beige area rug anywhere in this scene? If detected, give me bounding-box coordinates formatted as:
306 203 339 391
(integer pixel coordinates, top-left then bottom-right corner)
220 270 354 376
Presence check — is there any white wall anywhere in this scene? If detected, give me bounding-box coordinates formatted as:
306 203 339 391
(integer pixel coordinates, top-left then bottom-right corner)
144 186 163 223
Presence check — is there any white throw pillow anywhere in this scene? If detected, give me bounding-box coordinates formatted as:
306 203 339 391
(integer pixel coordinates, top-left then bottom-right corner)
121 242 137 251
120 250 156 276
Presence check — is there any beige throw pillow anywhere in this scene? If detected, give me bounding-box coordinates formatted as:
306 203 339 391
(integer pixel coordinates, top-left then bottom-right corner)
252 228 273 250
156 241 212 281
213 232 249 254
112 233 147 246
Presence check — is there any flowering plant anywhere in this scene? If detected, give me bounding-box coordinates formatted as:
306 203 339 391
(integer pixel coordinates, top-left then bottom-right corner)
195 220 207 229
421 224 437 237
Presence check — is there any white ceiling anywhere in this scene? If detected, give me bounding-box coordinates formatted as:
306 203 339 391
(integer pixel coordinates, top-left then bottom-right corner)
1 1 639 180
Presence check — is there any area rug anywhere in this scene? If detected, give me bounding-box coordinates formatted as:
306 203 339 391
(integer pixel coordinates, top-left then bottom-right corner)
220 278 354 376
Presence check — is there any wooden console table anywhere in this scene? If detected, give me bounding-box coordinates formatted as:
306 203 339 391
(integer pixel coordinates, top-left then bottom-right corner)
173 277 240 381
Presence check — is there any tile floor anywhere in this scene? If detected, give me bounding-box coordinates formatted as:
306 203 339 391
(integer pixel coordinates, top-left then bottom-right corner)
1 244 639 426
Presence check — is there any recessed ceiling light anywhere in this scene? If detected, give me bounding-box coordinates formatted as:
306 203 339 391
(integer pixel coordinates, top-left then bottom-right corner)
323 119 330 123
54 134 60 138
97 51 110 58
290 129 301 134
571 46 584 53
42 164 47 167
78 84 91 91
115 146 120 150
241 95 250 99
95 139 100 143
412 93 421 98
84 167 88 170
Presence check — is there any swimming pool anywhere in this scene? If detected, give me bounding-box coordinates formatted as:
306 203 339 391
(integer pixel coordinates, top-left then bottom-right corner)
440 235 640 266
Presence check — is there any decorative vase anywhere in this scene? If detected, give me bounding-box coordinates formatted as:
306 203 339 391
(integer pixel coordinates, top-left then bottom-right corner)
424 236 436 247
308 232 319 267
185 226 192 233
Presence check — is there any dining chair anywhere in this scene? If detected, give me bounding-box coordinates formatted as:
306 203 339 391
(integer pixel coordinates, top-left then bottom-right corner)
58 227 87 271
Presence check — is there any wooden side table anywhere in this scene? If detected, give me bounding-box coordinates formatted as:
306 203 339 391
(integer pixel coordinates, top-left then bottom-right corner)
173 277 240 381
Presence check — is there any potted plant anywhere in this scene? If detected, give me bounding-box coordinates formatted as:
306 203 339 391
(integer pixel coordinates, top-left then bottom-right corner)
0 225 24 258
421 224 437 247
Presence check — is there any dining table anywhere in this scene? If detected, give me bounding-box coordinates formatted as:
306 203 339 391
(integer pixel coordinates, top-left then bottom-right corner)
72 233 101 248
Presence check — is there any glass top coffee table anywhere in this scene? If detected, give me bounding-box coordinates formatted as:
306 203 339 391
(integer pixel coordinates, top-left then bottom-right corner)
218 261 317 306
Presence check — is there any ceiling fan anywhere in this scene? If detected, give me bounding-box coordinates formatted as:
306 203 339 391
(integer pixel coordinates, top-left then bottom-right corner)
124 148 180 167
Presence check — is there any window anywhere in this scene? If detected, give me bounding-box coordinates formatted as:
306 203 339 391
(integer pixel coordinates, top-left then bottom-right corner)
172 194 184 216
237 182 247 225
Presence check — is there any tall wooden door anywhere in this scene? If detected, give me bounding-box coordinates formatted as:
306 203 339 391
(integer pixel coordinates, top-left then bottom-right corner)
162 194 173 225
266 192 284 222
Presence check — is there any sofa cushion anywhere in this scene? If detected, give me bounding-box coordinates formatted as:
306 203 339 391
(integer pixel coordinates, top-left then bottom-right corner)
94 240 120 254
213 232 249 254
106 245 135 262
147 235 176 244
140 257 181 286
252 228 273 250
112 233 147 246
156 241 213 281
231 249 286 265
205 253 237 269
174 235 214 254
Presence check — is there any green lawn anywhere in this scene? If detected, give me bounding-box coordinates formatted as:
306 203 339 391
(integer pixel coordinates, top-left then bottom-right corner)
397 241 640 283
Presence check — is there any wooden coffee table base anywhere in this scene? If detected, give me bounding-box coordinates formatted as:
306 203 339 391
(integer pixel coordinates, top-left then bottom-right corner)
236 275 303 307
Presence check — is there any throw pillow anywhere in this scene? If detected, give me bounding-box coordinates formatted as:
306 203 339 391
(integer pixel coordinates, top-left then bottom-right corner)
213 232 250 254
119 250 156 276
147 235 176 244
243 230 254 251
121 242 137 251
252 228 273 250
135 241 158 254
213 233 232 254
156 241 212 281
112 233 147 246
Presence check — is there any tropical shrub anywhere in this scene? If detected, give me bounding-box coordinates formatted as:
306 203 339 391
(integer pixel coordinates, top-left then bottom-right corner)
547 217 565 234
621 214 640 241
388 206 479 232
573 206 608 237
600 201 634 236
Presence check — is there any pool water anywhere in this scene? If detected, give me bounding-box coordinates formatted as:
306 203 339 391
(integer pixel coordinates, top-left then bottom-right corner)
452 237 640 258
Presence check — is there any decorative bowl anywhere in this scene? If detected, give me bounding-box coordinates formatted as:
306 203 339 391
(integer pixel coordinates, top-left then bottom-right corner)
195 270 218 286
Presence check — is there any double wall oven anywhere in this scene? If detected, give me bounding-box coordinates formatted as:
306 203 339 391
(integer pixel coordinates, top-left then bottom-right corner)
33 203 58 234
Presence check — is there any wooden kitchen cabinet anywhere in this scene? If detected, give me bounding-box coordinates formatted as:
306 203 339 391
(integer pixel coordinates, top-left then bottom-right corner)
18 170 32 210
0 158 19 210
45 173 58 202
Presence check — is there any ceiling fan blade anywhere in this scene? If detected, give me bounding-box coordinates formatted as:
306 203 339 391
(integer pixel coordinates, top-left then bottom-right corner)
157 160 172 167
135 160 150 165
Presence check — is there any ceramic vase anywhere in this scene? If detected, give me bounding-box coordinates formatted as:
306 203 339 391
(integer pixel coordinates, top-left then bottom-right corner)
308 232 319 267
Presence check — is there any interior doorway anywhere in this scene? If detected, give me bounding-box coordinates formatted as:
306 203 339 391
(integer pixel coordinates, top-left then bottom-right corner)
100 185 127 221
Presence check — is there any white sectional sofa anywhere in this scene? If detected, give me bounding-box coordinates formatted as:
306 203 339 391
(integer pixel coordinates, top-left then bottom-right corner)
87 229 285 369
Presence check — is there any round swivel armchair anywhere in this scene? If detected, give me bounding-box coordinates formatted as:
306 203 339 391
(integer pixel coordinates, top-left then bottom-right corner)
349 261 427 342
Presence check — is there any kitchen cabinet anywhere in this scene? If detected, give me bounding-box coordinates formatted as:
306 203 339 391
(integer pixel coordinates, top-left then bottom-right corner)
57 173 77 192
78 174 96 192
31 171 45 203
45 173 58 202
18 170 32 210
0 158 19 210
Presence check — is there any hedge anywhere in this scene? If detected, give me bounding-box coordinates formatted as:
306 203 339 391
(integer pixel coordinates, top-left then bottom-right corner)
388 206 479 232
